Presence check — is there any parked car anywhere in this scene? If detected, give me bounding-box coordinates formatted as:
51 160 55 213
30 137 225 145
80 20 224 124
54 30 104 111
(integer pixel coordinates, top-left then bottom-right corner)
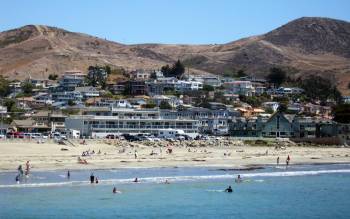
122 134 139 142
106 134 115 139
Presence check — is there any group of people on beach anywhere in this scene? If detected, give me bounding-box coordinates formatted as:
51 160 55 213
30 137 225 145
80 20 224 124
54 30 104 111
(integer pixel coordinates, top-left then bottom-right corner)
15 161 31 183
82 149 101 157
276 155 291 167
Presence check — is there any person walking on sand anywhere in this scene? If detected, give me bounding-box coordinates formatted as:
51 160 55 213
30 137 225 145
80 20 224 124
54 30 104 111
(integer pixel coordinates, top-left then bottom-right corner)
134 150 138 159
277 157 280 165
25 161 31 175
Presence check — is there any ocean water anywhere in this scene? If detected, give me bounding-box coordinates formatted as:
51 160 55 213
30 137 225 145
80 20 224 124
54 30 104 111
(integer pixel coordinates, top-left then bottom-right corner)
1 164 350 218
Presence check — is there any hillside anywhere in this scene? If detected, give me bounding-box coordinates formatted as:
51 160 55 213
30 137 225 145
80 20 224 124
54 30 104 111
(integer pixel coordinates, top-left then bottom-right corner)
0 17 349 94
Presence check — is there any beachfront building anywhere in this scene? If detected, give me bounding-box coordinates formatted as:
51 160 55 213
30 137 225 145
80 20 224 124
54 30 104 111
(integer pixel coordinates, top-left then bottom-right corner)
223 81 254 96
260 113 296 138
130 70 150 80
65 108 199 138
151 95 183 108
59 70 86 91
146 77 178 95
74 86 100 99
175 80 203 92
160 107 240 135
52 91 83 103
229 111 336 139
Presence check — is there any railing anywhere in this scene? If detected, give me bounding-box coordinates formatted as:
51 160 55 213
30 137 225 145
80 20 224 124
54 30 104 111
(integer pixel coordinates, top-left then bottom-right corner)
90 125 195 129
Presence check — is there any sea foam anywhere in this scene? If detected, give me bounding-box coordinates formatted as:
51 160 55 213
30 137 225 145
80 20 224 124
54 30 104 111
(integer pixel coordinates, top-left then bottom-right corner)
1 169 349 188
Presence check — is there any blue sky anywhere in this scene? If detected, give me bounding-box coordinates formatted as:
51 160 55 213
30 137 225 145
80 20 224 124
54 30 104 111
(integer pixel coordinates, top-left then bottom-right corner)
0 0 349 44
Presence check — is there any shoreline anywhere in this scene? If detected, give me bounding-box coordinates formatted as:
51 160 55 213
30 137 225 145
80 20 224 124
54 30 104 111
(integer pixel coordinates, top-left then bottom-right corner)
2 162 350 173
1 139 350 172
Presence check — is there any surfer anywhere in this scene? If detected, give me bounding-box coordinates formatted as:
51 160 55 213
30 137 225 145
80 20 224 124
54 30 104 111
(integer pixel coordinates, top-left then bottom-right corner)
15 174 20 184
95 177 99 184
113 187 121 194
225 186 233 193
90 173 95 184
235 175 242 183
164 179 170 184
133 177 139 183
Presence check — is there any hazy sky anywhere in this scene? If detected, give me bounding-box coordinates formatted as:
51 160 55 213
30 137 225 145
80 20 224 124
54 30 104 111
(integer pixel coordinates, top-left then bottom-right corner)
1 0 349 44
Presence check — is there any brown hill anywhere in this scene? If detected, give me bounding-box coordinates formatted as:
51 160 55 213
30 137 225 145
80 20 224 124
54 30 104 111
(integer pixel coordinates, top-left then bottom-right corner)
0 17 349 94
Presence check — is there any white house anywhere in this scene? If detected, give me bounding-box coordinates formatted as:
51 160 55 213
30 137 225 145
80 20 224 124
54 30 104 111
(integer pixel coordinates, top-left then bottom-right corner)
75 86 100 99
262 102 280 112
224 81 254 96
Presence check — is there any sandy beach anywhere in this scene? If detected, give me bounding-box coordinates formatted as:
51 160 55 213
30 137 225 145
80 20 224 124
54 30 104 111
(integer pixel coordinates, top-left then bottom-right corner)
0 138 350 172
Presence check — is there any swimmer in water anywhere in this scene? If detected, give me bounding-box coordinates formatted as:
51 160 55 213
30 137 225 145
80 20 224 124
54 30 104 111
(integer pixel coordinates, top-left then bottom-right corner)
225 186 233 193
67 170 70 179
164 179 170 184
90 173 95 184
113 187 121 194
133 177 139 183
95 177 99 184
235 174 242 183
15 174 20 184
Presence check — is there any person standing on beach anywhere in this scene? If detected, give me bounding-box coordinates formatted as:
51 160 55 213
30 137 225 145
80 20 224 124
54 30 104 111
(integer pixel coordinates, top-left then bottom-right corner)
277 157 280 165
134 150 138 159
286 155 290 167
25 161 31 175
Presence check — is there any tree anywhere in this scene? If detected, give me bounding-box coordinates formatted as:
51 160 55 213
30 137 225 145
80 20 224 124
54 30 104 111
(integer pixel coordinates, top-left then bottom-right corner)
236 69 247 78
239 95 262 107
171 60 185 78
48 74 58 80
159 100 172 109
142 100 156 109
21 81 33 95
105 65 111 75
301 75 342 103
150 71 157 79
67 100 75 107
277 103 288 112
161 65 171 76
203 84 214 92
67 100 75 106
0 76 10 97
332 104 350 124
161 60 185 79
266 67 286 87
87 65 108 87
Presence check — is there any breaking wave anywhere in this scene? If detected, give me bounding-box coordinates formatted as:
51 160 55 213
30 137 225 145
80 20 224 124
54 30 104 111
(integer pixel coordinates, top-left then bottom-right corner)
1 169 349 188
